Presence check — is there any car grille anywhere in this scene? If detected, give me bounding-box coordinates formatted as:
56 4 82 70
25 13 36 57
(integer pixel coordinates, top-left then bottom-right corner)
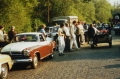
1 52 23 59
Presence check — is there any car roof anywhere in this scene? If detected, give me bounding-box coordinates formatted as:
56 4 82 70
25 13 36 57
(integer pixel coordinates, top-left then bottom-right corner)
53 19 67 21
46 27 53 28
16 32 42 35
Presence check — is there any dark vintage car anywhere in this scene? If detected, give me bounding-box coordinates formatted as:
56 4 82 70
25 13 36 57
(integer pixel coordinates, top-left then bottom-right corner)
89 28 112 48
1 32 56 69
113 22 120 35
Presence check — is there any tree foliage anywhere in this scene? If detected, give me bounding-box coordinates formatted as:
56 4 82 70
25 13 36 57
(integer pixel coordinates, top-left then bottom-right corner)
0 0 113 33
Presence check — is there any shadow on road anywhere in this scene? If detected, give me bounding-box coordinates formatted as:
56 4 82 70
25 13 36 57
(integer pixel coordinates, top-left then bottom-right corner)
104 64 120 69
51 44 120 62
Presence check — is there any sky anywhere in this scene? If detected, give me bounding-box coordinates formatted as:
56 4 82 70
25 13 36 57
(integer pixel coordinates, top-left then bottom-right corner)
107 0 120 6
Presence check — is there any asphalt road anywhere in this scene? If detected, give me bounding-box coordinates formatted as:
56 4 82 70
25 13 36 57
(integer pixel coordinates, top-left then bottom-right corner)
8 31 120 79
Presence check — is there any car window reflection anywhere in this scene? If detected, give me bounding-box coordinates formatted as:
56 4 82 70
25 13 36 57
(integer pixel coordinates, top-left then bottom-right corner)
14 35 38 42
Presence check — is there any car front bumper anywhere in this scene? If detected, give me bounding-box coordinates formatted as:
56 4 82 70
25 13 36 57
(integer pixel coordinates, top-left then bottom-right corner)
13 58 32 63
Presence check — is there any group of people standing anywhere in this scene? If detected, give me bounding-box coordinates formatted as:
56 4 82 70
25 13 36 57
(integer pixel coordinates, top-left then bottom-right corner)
0 25 16 49
57 20 86 56
39 20 86 56
39 20 105 56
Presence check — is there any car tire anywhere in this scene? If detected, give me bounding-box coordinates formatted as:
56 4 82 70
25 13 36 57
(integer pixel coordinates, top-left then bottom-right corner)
115 32 117 35
0 64 8 79
91 45 94 49
31 54 38 69
109 41 112 47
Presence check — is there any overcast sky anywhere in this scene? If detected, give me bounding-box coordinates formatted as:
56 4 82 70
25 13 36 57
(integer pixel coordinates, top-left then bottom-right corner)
107 0 120 6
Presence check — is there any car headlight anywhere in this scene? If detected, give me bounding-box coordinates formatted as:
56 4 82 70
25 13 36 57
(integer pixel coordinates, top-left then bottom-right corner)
23 49 30 56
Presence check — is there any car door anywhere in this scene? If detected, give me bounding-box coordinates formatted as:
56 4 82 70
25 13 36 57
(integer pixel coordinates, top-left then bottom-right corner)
39 34 51 58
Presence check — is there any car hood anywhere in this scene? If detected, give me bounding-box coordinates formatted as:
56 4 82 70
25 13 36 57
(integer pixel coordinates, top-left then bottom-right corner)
1 42 39 52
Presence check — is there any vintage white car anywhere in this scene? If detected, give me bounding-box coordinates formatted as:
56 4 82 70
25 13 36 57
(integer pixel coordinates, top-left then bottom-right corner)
0 54 13 79
1 32 56 69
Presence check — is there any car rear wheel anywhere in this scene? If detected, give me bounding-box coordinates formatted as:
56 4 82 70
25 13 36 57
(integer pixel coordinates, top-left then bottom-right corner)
31 54 38 69
109 41 112 47
0 64 8 79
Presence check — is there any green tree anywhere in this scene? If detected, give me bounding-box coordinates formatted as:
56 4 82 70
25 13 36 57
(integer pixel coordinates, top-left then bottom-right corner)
93 0 112 23
0 0 38 33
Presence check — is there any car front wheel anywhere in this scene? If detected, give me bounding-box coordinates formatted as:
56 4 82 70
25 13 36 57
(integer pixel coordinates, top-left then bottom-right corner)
115 32 117 35
31 54 38 69
0 64 8 79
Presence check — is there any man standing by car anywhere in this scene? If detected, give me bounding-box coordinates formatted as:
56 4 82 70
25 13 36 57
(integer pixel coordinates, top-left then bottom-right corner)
63 23 71 52
58 23 65 56
70 20 79 50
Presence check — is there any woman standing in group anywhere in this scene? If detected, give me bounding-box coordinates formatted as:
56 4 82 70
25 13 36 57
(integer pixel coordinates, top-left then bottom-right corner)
58 23 65 56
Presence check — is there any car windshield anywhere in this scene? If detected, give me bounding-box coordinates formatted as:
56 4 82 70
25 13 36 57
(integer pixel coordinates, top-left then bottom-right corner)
45 27 53 33
52 20 65 25
14 34 38 42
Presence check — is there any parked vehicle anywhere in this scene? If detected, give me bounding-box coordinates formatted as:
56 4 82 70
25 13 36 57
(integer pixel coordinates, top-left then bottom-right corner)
113 22 120 35
44 25 60 51
112 13 120 25
0 54 13 79
88 29 112 48
1 32 56 69
45 26 59 38
45 26 53 37
52 16 78 26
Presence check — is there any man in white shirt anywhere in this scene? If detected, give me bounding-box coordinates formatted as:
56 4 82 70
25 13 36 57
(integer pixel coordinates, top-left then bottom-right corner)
70 21 79 50
63 23 71 52
93 25 100 46
58 23 65 56
93 26 100 34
